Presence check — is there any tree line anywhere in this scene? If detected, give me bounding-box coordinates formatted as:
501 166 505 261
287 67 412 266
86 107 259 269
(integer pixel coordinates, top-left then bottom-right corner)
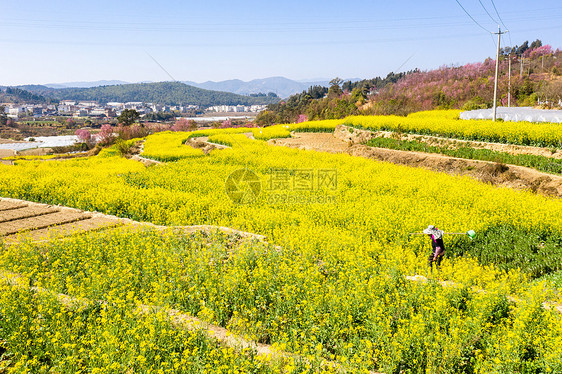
256 72 413 125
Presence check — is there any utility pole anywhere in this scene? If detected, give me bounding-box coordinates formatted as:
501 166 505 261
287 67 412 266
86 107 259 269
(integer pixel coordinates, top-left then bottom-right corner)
492 26 506 122
508 56 511 108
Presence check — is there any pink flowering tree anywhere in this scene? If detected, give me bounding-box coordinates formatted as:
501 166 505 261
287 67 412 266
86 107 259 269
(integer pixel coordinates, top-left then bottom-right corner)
523 45 553 59
172 118 189 131
97 124 115 146
172 118 198 132
75 129 92 143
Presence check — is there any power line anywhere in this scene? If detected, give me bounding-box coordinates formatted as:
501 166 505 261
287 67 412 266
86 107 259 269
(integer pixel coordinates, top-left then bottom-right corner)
489 0 512 47
145 52 177 82
478 0 499 24
489 33 498 48
394 53 416 73
489 0 509 31
454 0 493 33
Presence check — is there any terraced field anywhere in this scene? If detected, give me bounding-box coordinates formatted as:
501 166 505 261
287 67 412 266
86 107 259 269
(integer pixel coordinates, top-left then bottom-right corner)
270 128 562 198
2 110 562 373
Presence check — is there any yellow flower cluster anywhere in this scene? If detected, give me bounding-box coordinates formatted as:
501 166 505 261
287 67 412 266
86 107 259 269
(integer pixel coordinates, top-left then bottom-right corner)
141 131 204 161
0 274 271 373
344 109 562 147
1 154 58 161
2 227 562 372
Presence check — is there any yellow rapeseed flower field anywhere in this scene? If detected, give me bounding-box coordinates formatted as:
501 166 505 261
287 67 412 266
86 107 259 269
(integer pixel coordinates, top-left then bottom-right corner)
1 110 562 372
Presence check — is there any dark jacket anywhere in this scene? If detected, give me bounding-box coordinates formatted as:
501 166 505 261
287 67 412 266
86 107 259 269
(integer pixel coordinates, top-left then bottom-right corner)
431 235 445 256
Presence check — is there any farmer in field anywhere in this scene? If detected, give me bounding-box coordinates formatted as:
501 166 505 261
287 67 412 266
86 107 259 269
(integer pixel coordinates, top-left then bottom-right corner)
424 225 445 269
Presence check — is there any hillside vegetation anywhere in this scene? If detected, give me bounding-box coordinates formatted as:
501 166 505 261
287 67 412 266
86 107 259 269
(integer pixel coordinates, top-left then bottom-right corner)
257 41 562 124
16 81 280 107
368 43 561 115
0 87 53 104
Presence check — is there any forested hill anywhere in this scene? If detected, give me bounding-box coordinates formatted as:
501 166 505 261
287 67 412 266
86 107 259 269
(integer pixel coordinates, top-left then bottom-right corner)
17 81 280 107
0 87 53 104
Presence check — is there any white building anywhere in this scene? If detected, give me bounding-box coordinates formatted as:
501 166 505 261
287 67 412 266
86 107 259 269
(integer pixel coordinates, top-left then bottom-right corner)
125 102 143 109
7 106 25 119
57 104 74 113
90 108 106 116
74 109 88 117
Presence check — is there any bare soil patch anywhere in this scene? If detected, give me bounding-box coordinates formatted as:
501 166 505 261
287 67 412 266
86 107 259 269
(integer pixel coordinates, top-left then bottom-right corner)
268 132 350 153
18 148 54 156
130 154 162 166
187 137 228 155
335 125 562 159
0 211 89 236
0 197 266 245
0 201 26 211
0 206 60 223
354 144 562 196
0 149 17 158
3 217 120 244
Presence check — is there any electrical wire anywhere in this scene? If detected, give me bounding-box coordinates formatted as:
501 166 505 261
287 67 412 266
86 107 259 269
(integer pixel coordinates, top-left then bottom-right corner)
454 0 493 33
394 53 416 73
489 33 498 49
489 0 512 48
490 0 509 31
478 0 499 24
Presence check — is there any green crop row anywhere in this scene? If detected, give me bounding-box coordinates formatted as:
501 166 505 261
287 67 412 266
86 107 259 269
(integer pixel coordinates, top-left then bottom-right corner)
365 137 562 175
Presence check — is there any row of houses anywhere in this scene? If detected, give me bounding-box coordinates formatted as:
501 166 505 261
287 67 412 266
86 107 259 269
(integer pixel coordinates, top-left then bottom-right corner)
2 101 202 119
206 105 267 113
3 101 267 120
3 104 57 118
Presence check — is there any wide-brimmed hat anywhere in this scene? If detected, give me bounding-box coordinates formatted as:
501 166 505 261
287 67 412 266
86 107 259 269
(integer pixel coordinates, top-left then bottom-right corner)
423 225 443 239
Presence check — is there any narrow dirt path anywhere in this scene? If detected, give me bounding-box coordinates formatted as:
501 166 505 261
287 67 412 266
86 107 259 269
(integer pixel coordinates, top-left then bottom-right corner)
130 139 162 166
269 130 562 198
187 136 229 155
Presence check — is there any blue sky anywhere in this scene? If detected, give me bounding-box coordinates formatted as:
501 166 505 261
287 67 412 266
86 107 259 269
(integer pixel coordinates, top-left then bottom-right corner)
1 0 561 85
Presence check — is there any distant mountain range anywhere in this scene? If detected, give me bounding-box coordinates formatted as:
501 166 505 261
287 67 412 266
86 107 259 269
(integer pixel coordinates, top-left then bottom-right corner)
38 77 363 98
44 80 129 89
183 77 334 98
